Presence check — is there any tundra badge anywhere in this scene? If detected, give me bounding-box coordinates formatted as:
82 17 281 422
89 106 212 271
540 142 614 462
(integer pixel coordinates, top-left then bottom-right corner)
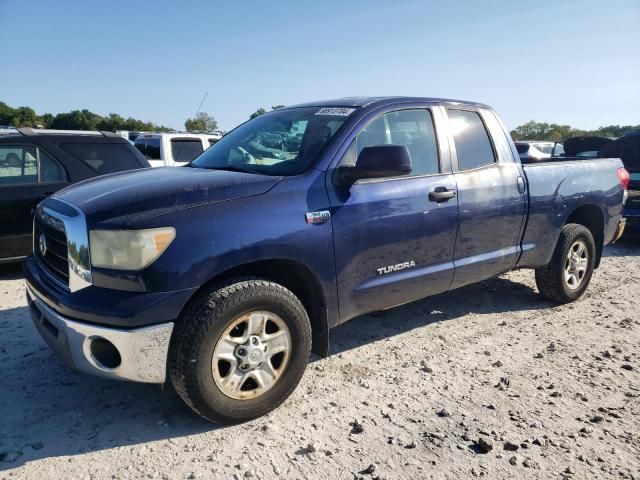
377 261 416 275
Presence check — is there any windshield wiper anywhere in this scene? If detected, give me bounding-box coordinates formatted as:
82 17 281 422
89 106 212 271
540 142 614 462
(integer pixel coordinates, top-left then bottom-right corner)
196 165 257 174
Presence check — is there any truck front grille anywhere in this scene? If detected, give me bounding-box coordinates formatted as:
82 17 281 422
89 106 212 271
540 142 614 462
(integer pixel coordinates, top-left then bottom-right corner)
35 218 69 285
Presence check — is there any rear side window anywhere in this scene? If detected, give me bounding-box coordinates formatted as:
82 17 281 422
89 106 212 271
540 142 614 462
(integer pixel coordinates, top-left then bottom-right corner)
60 142 146 174
353 109 440 176
515 144 529 154
39 150 65 182
0 145 37 185
447 109 496 170
171 139 203 163
134 137 161 160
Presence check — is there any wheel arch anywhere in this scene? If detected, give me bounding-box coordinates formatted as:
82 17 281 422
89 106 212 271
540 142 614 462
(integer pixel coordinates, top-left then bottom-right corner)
565 204 605 268
186 258 330 357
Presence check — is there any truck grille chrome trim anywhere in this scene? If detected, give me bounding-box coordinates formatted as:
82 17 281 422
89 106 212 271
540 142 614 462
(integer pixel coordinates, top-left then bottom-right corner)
35 199 93 292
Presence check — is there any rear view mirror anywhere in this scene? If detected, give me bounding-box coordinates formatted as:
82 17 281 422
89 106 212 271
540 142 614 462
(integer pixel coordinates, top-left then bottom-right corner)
337 145 412 184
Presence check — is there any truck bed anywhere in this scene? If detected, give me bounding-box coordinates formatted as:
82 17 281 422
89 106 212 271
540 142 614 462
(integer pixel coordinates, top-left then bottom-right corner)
517 157 625 269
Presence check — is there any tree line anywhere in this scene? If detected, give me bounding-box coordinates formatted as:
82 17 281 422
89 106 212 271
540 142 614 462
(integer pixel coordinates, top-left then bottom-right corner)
0 101 173 132
3 101 637 140
509 120 639 141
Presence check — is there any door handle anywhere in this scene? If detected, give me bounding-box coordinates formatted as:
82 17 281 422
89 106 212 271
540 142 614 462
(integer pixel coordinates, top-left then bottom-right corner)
429 186 456 203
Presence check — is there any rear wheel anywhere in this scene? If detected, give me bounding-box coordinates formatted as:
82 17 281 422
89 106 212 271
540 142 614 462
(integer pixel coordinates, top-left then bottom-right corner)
535 223 596 303
169 278 311 423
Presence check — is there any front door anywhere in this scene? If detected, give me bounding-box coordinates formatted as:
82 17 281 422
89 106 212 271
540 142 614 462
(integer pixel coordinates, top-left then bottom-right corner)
327 107 459 322
0 145 68 260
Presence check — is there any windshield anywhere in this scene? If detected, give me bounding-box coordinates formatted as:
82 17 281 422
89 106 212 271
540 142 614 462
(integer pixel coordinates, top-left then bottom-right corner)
191 107 353 175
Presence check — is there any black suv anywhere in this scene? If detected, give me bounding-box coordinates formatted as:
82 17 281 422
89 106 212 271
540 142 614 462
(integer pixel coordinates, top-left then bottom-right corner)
0 128 150 262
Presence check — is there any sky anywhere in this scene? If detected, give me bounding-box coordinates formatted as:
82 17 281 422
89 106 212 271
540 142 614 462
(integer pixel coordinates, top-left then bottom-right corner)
1 0 639 132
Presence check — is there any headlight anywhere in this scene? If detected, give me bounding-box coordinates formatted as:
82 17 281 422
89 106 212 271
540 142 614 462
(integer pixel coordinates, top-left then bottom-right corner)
89 227 175 270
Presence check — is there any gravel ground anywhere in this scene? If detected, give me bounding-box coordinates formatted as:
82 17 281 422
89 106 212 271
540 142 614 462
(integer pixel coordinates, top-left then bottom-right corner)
1 236 639 480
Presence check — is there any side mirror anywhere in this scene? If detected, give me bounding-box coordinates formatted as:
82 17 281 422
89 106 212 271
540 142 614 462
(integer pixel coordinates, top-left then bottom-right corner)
337 145 412 184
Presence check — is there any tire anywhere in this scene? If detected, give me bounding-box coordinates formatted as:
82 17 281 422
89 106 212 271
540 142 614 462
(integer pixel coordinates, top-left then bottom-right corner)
535 223 596 303
169 278 311 423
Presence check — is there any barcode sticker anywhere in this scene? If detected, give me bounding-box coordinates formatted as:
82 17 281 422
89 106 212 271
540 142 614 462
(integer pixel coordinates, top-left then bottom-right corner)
315 107 356 116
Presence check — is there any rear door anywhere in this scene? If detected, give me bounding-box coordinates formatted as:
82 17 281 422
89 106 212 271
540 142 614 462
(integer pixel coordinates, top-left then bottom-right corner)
445 107 527 288
328 105 459 321
0 144 68 260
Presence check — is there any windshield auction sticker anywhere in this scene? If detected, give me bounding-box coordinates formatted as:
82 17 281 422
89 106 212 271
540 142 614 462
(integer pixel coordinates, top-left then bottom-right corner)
315 107 356 116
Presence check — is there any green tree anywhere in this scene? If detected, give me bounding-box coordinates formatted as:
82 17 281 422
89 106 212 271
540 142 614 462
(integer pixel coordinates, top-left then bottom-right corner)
50 109 101 130
96 113 127 131
40 113 54 128
0 100 172 131
510 120 640 142
249 107 267 119
271 104 285 110
184 112 218 132
0 101 15 125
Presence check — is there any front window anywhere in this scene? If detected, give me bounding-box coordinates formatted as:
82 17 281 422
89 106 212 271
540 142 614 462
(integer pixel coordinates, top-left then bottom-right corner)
191 107 353 176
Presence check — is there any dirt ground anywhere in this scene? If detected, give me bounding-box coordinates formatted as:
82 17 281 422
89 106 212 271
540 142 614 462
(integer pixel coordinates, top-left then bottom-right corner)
1 236 639 480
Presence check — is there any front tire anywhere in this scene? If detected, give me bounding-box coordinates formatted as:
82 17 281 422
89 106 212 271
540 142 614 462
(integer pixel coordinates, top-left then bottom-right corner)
535 223 596 303
169 278 311 423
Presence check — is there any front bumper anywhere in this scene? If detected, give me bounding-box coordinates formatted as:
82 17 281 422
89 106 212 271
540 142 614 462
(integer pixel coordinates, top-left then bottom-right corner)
27 285 173 383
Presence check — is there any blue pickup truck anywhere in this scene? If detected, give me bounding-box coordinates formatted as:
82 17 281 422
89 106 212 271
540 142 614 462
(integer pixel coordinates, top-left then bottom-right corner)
24 97 628 423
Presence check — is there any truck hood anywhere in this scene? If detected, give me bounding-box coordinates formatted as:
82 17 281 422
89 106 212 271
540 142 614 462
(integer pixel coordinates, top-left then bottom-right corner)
54 166 282 226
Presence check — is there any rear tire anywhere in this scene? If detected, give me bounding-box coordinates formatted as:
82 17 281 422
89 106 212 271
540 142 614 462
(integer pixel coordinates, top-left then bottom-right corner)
169 278 311 423
535 223 596 303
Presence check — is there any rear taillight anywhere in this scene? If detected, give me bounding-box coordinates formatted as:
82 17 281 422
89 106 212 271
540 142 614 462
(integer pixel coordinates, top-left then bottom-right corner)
617 167 630 190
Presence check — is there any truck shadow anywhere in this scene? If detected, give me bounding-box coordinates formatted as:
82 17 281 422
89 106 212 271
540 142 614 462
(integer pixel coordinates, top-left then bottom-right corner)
602 234 639 258
0 304 216 470
328 275 551 356
0 262 24 280
0 273 557 469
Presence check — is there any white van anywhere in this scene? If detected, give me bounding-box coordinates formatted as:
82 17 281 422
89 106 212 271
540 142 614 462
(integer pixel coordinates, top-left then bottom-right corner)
134 132 222 167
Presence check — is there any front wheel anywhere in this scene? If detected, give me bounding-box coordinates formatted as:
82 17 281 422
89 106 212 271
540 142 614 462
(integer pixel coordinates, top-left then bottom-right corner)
169 278 311 423
535 223 596 303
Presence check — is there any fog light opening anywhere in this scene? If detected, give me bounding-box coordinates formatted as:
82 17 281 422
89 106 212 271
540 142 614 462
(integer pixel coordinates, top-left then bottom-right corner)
90 337 122 369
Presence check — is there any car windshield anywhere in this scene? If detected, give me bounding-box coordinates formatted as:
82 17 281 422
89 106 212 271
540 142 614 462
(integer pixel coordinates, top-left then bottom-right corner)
191 107 353 176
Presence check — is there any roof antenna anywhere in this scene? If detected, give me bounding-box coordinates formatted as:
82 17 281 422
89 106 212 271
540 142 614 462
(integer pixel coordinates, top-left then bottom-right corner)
176 91 208 163
194 91 208 120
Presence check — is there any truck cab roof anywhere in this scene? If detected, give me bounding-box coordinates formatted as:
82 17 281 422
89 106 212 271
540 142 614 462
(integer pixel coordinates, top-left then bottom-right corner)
286 96 491 110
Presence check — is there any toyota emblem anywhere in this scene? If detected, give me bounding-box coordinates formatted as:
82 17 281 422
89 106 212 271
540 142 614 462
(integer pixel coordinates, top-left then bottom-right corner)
38 233 47 256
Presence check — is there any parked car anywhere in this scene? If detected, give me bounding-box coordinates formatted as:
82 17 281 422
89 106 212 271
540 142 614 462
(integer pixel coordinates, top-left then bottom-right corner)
0 128 150 263
134 132 222 167
24 97 627 423
514 141 558 160
563 136 612 158
258 132 283 149
599 134 639 231
115 130 145 143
